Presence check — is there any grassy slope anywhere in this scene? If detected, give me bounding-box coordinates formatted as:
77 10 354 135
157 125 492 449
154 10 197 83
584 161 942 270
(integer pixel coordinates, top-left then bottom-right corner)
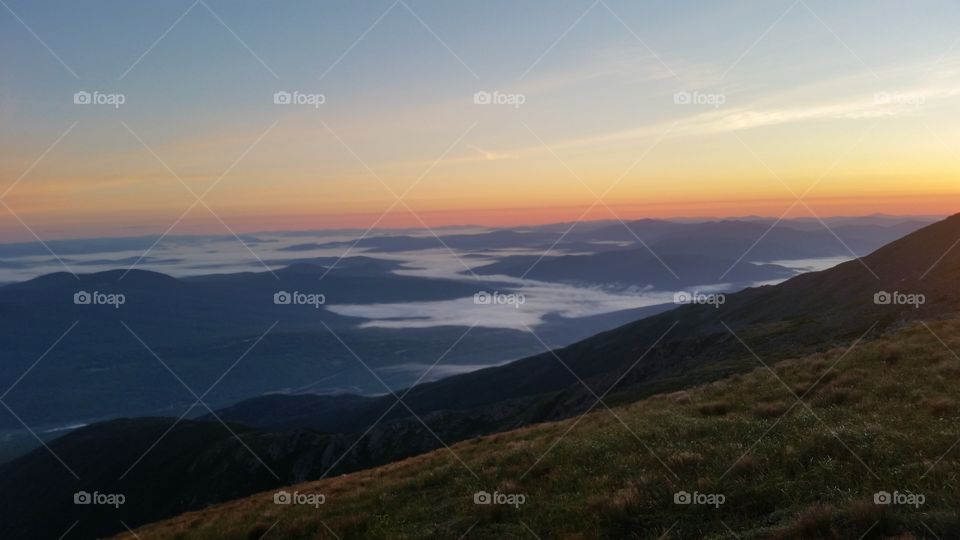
125 319 960 540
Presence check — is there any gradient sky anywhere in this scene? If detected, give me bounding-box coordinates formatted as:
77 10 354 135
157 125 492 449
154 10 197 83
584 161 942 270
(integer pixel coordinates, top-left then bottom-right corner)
2 0 960 241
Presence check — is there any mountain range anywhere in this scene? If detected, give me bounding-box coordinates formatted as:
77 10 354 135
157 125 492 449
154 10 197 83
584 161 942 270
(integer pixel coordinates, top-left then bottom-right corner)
0 217 928 441
1 214 957 538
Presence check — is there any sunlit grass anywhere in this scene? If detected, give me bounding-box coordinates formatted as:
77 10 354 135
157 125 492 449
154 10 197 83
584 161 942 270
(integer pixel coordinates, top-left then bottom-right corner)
124 319 960 539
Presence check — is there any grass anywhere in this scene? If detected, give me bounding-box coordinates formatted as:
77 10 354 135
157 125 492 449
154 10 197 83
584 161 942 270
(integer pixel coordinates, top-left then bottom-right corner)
122 318 960 539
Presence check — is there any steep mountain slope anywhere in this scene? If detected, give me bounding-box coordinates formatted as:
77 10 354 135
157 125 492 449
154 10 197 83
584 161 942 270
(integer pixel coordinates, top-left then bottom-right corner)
225 213 960 433
127 318 960 539
3 214 959 538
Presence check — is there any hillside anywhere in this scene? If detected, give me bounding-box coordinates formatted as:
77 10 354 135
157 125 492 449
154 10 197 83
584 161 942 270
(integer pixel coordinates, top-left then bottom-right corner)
125 318 960 539
219 213 960 433
3 214 959 538
0 217 938 433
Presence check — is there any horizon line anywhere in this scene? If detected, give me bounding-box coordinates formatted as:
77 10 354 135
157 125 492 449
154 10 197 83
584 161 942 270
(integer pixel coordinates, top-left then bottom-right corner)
0 211 950 248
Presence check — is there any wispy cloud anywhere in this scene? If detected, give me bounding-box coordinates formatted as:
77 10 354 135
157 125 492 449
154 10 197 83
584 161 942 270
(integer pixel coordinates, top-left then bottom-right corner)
467 144 518 161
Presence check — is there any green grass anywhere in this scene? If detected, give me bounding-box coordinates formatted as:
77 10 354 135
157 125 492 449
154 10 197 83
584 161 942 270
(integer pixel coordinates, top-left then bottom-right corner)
123 319 960 539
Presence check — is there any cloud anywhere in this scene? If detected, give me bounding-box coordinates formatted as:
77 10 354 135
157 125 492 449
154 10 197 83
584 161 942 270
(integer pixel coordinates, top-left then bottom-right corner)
326 276 676 330
467 144 518 161
678 86 960 135
542 78 960 151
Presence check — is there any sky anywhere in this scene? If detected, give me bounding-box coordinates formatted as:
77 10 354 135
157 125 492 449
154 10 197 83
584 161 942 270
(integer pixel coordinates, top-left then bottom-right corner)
1 0 960 242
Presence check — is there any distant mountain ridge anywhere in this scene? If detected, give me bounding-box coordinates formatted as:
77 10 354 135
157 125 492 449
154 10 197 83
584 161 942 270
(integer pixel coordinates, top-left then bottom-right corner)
5 216 916 433
0 257 509 432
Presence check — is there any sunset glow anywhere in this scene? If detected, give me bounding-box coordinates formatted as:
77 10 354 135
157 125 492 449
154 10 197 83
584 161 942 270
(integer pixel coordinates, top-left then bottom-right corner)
2 0 959 242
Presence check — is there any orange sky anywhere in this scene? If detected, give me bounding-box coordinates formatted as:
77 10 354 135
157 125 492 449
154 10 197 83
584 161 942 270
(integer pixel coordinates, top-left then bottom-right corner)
3 1 960 242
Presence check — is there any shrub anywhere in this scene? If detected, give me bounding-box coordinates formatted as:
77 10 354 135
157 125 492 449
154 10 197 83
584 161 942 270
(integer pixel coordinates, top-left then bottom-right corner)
754 401 790 418
919 396 955 415
698 401 731 416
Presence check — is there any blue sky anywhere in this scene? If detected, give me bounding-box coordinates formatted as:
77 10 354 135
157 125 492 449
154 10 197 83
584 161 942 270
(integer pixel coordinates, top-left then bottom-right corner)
2 0 960 240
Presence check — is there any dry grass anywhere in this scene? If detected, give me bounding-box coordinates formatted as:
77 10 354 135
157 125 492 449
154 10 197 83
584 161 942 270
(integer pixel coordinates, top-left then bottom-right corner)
919 396 955 415
697 400 732 416
769 504 837 539
121 319 960 540
753 401 790 418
